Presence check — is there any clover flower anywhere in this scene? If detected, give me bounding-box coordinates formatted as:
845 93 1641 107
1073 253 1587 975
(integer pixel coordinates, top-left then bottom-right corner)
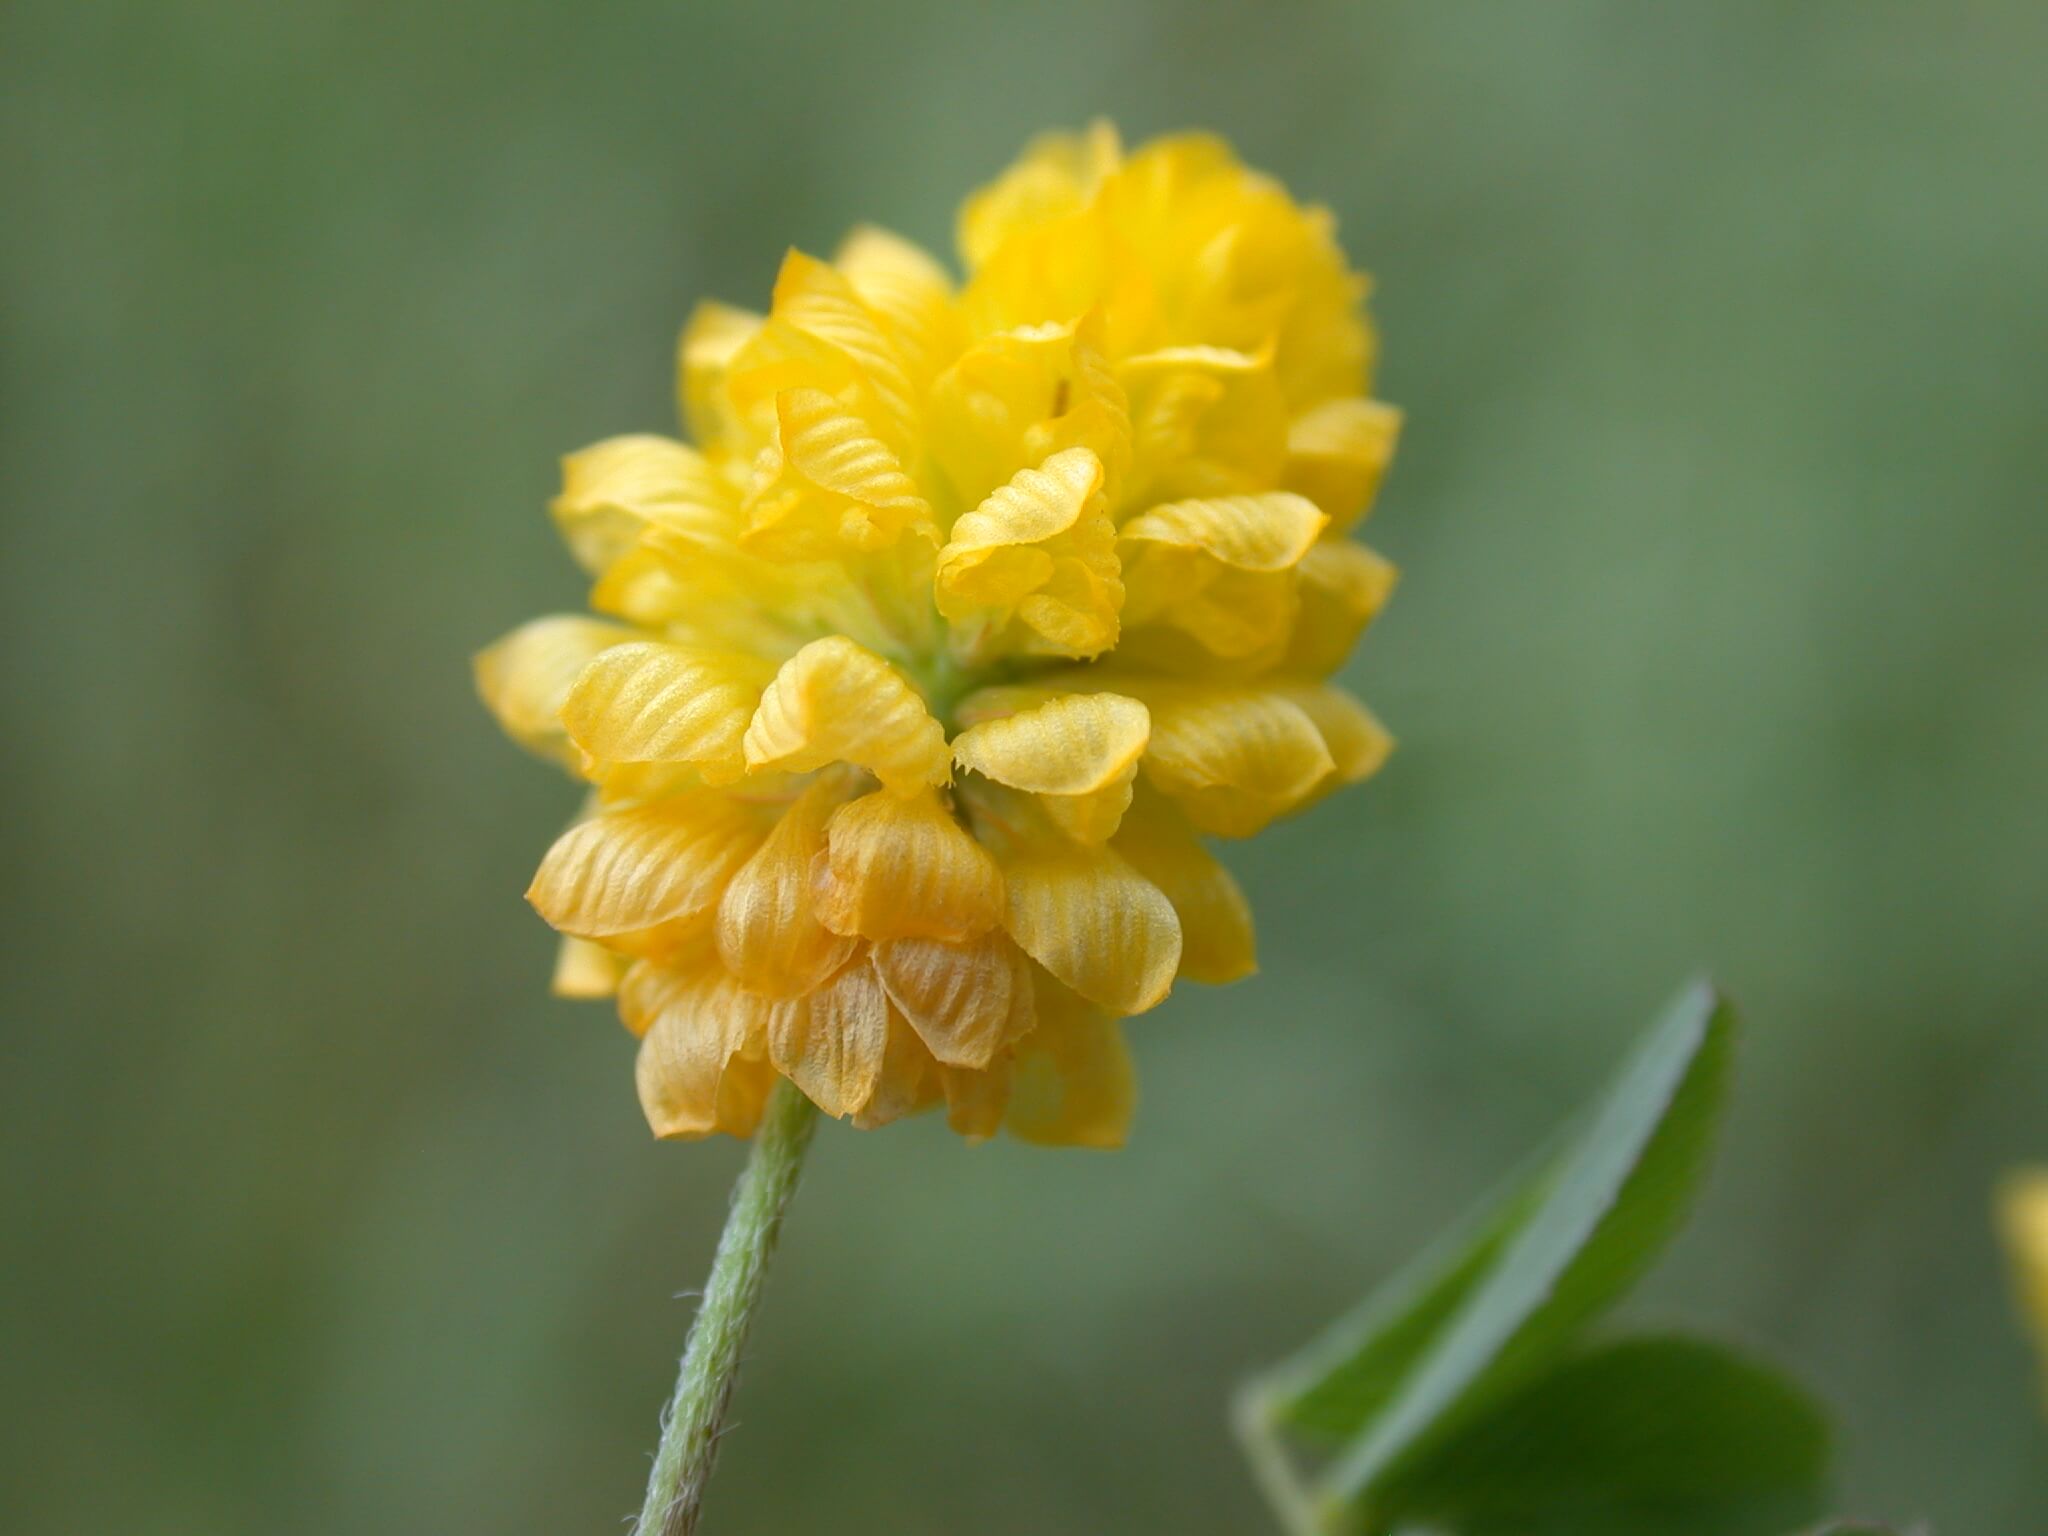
478 125 1400 1145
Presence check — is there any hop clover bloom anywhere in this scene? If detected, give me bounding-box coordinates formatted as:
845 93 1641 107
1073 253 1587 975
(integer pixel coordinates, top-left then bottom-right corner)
478 125 1401 1145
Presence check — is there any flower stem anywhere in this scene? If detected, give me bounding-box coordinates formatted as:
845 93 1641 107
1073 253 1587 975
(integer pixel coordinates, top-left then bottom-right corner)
632 1079 819 1536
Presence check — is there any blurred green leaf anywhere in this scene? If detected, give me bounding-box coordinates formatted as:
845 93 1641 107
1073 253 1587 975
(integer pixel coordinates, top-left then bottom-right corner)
1240 981 1750 1532
1369 1334 1828 1535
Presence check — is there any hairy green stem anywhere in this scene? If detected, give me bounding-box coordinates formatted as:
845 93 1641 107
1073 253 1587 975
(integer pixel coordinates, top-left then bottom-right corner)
632 1080 819 1536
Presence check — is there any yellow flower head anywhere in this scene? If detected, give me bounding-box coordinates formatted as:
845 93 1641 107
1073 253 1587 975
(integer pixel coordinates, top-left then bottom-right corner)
477 124 1401 1146
2003 1169 2048 1398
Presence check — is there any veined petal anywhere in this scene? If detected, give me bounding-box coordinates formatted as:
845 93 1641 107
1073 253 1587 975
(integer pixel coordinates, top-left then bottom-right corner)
626 958 776 1139
1120 491 1327 573
1118 493 1326 660
743 636 949 793
937 447 1121 659
834 225 960 392
560 641 775 784
767 250 920 446
997 840 1180 1016
475 616 641 769
951 690 1150 844
1124 680 1337 837
1110 792 1255 984
527 792 765 938
817 788 1004 941
1286 539 1398 675
1004 980 1135 1148
1283 396 1402 529
742 388 933 557
873 932 1035 1070
552 435 737 575
766 958 893 1119
715 773 860 998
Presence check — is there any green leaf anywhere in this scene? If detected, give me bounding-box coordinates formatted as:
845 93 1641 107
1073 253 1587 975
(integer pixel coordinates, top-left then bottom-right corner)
1241 980 1741 1531
1369 1334 1829 1535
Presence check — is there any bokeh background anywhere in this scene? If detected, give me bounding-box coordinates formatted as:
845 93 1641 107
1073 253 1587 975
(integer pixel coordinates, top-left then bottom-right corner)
6 3 2046 1531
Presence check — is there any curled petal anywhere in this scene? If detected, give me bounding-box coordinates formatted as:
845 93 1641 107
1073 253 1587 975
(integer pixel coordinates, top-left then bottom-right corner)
952 690 1149 844
743 636 949 793
817 788 1004 942
625 959 776 1140
475 616 641 769
715 773 861 998
1283 397 1402 530
927 319 1131 512
1119 492 1326 659
1110 792 1255 985
766 958 893 1119
552 435 736 576
740 388 933 558
561 641 774 785
834 226 960 392
997 840 1180 1016
937 447 1121 658
527 792 765 938
1120 346 1289 505
766 251 922 446
1004 980 1136 1148
1274 682 1394 790
1286 539 1398 675
1130 681 1337 837
873 932 1035 1070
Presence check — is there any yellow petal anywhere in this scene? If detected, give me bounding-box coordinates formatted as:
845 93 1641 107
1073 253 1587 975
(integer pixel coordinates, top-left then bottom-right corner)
1120 346 1289 505
626 959 776 1140
1999 1170 2048 1370
1276 682 1394 789
1004 980 1135 1148
850 1007 944 1131
767 250 921 447
1128 681 1337 837
951 690 1150 844
526 791 765 938
997 840 1180 1016
937 447 1121 659
816 787 1004 941
551 935 628 999
927 319 1132 513
677 301 765 453
1286 539 1398 675
766 958 893 1119
552 435 736 576
743 636 949 793
1283 397 1402 530
1110 792 1255 985
833 225 959 391
560 641 774 784
741 388 933 557
715 774 860 998
1119 492 1326 659
939 1060 1011 1141
474 616 641 769
872 932 1035 1069
958 120 1122 271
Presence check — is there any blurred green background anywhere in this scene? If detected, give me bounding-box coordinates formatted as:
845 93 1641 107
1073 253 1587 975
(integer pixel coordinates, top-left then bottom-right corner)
6 2 2046 1531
